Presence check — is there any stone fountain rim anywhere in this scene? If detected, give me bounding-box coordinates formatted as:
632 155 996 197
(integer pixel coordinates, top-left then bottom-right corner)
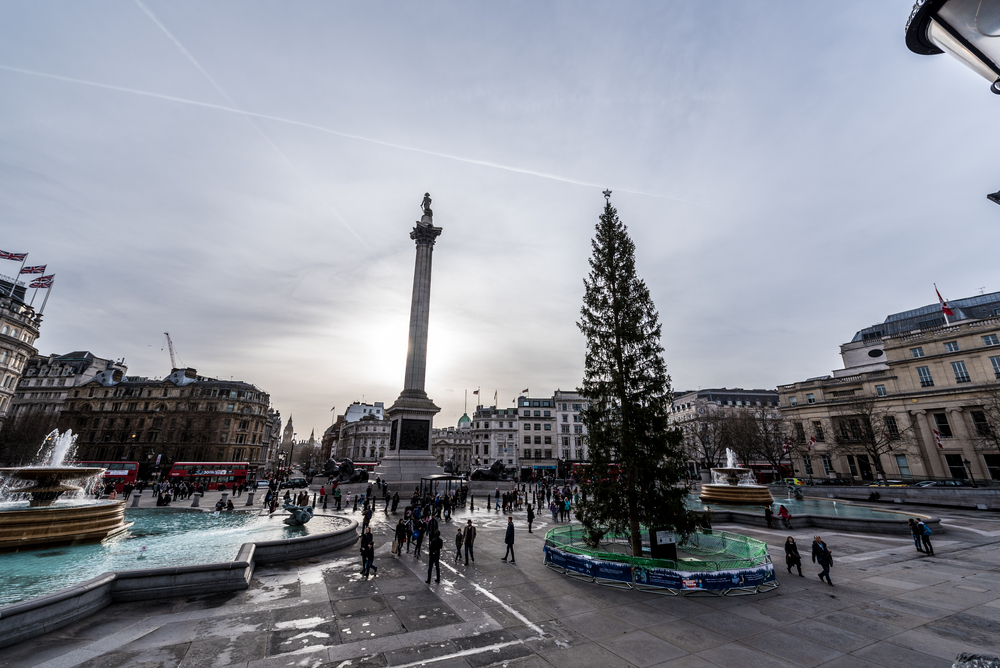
0 466 106 477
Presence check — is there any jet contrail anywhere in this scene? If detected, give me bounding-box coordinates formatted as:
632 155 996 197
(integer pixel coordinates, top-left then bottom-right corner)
0 63 705 207
133 0 368 249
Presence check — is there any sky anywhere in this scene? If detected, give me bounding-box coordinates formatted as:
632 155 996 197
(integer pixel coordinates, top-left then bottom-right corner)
2 1 999 440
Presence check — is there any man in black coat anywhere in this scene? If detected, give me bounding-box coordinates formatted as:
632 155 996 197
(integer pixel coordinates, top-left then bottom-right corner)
502 516 515 563
811 535 833 586
426 530 443 584
463 520 476 565
526 504 535 533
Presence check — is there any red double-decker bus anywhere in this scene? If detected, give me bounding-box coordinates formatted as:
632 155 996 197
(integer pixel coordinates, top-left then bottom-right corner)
167 462 253 491
66 461 140 493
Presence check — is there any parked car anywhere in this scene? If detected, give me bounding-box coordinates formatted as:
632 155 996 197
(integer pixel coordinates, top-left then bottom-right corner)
911 479 972 488
780 478 804 486
868 480 907 487
814 478 854 486
281 477 309 489
256 480 272 489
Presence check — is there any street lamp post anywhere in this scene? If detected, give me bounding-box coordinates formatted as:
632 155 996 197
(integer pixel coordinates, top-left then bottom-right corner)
963 457 979 487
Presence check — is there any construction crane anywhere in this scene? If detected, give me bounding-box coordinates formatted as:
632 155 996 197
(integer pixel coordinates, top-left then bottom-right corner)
163 332 179 369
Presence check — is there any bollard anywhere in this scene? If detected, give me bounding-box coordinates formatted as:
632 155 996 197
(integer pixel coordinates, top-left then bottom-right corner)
191 492 202 508
246 490 255 506
312 493 317 508
130 494 141 508
220 492 229 506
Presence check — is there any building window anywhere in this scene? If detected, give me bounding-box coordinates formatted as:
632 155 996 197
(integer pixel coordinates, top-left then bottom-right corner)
534 436 541 444
983 334 999 347
917 366 934 387
952 361 971 383
561 425 570 433
821 455 833 475
806 393 815 404
846 455 858 477
544 436 551 444
524 423 530 430
533 410 540 416
944 341 960 352
885 415 899 439
789 396 797 407
895 454 911 477
992 356 1000 379
933 413 953 438
543 424 551 431
971 411 992 437
911 347 925 358
562 437 569 446
534 424 541 431
802 455 813 475
523 436 530 444
544 449 552 459
562 415 568 422
813 421 825 442
794 422 805 443
875 384 887 396
543 411 551 417
523 449 531 459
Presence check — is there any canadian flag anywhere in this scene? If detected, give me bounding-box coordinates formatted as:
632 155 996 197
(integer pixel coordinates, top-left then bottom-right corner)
808 436 816 451
935 285 954 317
933 429 944 449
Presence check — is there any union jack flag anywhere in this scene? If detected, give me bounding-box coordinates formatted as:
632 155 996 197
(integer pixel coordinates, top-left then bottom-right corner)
29 275 54 288
20 265 46 274
0 250 28 261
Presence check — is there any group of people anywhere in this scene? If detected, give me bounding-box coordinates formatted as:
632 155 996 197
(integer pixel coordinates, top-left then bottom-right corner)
763 504 793 529
784 535 835 586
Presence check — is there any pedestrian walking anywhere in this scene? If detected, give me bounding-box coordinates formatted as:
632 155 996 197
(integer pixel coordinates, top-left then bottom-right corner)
785 536 803 576
360 527 378 579
778 505 793 529
764 505 773 529
811 535 833 586
454 528 464 564
335 487 342 510
526 503 534 533
393 519 406 557
413 519 424 557
501 516 516 563
426 530 443 584
463 519 476 565
916 520 934 555
908 518 924 553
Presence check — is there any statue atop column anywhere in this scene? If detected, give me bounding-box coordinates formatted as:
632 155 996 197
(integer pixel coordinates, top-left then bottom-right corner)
421 193 433 220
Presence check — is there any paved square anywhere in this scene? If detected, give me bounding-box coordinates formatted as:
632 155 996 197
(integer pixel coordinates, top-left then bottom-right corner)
1 502 999 668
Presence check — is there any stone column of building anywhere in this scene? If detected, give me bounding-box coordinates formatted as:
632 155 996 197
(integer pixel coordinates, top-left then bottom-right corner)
909 409 947 478
375 194 444 484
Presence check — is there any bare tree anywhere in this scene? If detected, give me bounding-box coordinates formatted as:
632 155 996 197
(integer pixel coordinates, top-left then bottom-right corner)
828 395 916 482
970 381 1000 456
732 404 792 479
676 412 732 475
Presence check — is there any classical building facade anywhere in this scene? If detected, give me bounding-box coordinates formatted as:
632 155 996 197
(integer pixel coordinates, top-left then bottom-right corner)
553 390 590 465
0 288 42 426
58 367 272 477
472 405 519 471
11 352 127 422
339 415 391 461
670 388 781 479
518 395 558 476
430 422 472 471
779 291 1000 483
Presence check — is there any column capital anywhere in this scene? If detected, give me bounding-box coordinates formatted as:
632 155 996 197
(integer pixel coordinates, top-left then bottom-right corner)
411 222 442 247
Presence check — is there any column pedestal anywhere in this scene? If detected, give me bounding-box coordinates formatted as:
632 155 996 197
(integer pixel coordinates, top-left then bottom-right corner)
375 390 443 484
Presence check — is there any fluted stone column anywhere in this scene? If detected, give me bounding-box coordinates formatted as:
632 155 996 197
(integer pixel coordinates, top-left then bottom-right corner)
375 196 444 483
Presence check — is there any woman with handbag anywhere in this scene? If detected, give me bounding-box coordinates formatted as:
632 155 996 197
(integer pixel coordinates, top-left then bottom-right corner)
784 536 803 576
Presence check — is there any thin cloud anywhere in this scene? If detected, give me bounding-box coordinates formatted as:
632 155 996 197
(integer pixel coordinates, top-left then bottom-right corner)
0 63 706 207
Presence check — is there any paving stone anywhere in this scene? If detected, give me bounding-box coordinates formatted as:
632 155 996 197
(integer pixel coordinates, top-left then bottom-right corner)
383 640 458 666
76 643 191 668
335 594 390 617
178 634 267 667
851 641 952 668
559 610 637 641
541 641 638 668
686 610 771 640
451 629 518 650
739 629 844 667
395 604 462 632
266 620 341 656
695 642 799 668
337 611 407 641
644 620 730 653
815 610 906 640
780 618 874 652
464 641 535 668
118 620 201 651
647 657 719 668
597 630 687 667
603 602 678 628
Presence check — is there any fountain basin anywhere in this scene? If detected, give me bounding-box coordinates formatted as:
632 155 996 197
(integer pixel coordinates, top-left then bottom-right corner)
0 501 130 551
699 484 774 506
0 467 105 507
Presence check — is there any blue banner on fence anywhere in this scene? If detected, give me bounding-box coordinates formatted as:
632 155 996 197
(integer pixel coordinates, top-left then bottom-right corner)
547 545 774 591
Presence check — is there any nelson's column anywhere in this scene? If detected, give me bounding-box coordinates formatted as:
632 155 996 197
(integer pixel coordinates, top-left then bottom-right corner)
374 193 445 483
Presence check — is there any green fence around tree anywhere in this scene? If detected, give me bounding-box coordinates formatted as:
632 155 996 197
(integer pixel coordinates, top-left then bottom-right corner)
543 524 771 573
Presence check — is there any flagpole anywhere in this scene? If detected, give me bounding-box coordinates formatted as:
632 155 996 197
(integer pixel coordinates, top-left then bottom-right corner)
29 287 38 307
935 283 951 325
7 256 27 298
39 275 54 315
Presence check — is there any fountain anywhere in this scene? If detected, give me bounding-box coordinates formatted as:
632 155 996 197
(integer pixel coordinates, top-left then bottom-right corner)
698 448 774 506
0 430 130 551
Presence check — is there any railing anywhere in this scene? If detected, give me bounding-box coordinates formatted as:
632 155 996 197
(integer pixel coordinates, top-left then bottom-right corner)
544 524 771 572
